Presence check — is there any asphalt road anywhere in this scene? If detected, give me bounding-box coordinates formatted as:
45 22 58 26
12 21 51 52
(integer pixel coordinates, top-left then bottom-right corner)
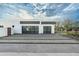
0 44 79 53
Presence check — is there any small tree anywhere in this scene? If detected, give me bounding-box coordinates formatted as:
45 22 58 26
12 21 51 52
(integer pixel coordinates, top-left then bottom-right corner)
55 22 64 32
63 19 73 32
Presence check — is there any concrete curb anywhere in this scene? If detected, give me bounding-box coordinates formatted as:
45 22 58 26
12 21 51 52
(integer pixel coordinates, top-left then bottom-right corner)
0 40 79 44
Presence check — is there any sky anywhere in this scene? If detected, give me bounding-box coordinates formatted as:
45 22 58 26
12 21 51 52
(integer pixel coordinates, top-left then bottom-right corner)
0 3 79 21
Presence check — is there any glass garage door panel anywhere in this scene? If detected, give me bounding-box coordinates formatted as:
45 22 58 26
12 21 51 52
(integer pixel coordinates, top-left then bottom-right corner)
43 26 51 34
22 26 39 34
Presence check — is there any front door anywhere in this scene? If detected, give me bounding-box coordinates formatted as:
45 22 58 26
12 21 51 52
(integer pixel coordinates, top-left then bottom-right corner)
7 27 11 36
22 26 39 34
43 26 51 34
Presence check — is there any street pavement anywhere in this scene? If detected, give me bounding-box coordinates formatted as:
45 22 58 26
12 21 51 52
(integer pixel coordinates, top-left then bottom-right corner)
0 34 79 54
0 44 79 53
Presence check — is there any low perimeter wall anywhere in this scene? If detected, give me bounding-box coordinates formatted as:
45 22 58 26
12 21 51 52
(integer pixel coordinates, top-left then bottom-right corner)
0 28 7 37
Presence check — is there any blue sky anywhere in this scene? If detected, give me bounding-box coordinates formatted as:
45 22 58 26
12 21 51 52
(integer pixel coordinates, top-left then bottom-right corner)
0 3 79 21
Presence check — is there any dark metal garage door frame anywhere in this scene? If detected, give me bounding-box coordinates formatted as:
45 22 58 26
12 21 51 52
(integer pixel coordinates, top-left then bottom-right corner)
43 26 51 34
22 26 39 34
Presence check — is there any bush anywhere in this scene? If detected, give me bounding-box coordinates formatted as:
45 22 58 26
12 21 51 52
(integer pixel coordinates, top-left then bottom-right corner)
66 31 79 37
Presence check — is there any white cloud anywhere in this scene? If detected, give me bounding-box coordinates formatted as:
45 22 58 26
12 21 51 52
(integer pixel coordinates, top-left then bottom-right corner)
45 15 62 21
63 3 79 11
18 9 34 20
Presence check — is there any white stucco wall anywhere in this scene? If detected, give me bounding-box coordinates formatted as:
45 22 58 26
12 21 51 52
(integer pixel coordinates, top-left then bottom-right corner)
0 20 21 36
51 25 55 33
39 25 43 34
14 24 22 34
0 27 16 37
11 27 14 35
0 28 7 37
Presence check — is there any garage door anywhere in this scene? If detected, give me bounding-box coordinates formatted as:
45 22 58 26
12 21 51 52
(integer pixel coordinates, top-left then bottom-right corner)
43 26 51 34
22 26 39 34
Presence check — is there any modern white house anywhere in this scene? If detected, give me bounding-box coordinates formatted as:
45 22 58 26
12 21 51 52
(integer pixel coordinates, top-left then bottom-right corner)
0 9 56 37
0 19 56 37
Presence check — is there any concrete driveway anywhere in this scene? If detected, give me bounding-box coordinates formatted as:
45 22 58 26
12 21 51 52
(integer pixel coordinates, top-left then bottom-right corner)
1 34 74 40
0 33 79 43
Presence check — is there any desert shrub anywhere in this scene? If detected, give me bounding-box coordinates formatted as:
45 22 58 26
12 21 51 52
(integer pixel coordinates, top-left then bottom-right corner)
66 31 79 37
